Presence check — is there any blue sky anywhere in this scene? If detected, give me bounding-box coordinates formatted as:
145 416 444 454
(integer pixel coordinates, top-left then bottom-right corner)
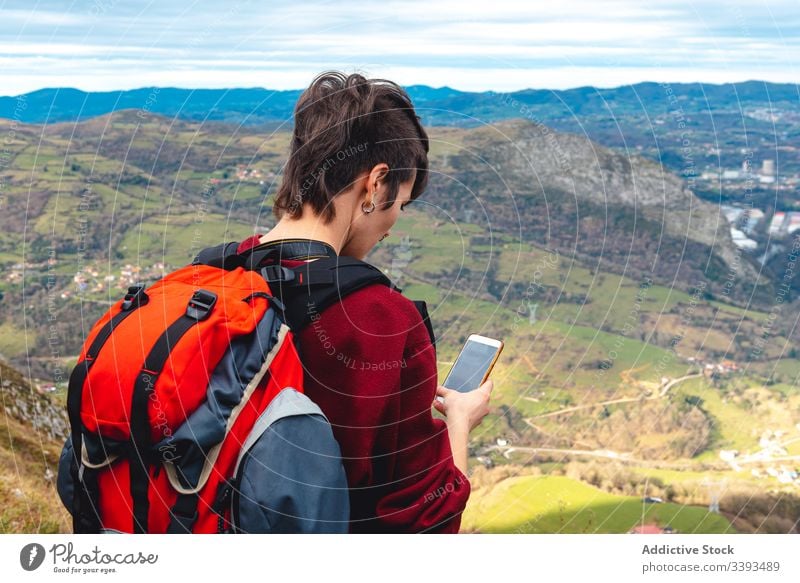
1 0 798 95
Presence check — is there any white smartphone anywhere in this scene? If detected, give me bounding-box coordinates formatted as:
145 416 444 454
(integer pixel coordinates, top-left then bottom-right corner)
440 334 504 399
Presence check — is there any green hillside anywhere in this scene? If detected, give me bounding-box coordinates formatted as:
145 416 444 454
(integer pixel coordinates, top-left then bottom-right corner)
0 362 70 533
462 475 735 534
1 114 798 534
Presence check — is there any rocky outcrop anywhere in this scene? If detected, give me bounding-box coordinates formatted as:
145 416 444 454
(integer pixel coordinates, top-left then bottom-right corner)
0 361 68 442
451 119 757 283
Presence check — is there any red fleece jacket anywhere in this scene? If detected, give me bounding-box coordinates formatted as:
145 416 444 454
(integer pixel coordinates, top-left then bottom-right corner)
237 236 470 533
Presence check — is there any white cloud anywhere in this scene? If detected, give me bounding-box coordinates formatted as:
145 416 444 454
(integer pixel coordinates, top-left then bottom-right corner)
0 0 797 94
0 42 174 56
1 9 83 26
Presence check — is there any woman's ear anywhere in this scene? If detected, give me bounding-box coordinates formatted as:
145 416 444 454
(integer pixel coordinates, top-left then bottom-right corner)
367 163 390 201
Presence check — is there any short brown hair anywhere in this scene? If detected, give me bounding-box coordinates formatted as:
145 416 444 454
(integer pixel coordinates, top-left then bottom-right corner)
272 71 429 224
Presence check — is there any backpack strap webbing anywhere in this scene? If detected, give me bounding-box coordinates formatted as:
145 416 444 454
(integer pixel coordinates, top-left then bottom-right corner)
268 256 401 332
193 240 402 333
193 240 438 347
167 492 200 534
129 289 218 533
193 239 337 271
194 239 439 351
412 299 436 352
66 285 149 533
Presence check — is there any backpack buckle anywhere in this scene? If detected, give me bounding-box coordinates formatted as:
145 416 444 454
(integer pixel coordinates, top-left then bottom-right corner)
260 264 296 284
186 289 218 321
121 284 149 311
242 291 286 314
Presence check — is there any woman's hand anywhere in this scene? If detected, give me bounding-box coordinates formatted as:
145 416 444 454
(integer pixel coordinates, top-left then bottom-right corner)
432 379 494 433
432 379 494 475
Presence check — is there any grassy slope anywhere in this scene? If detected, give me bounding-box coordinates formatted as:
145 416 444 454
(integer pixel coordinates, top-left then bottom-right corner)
674 377 800 460
1 120 797 533
381 211 788 428
462 475 735 534
0 414 69 533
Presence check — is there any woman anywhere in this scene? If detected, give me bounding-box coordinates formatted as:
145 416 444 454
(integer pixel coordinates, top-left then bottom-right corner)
236 70 494 533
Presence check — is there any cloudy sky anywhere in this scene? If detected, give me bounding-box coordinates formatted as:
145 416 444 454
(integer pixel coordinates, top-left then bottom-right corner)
1 0 798 95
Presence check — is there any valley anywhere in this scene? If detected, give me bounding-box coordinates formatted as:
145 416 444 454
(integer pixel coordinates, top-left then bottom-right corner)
1 113 798 533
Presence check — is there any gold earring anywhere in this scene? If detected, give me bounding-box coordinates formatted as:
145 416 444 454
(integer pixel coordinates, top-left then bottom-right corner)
362 200 375 214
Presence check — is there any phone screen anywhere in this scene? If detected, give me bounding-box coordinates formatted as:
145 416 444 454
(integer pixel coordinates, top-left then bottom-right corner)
443 339 500 393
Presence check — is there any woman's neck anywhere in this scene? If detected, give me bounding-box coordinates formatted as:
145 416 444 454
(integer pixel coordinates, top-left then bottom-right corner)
259 212 350 255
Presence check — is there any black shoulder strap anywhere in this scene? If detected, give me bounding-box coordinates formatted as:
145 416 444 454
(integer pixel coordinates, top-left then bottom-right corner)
194 241 400 330
191 239 337 270
275 255 401 332
66 284 149 533
412 300 436 352
193 240 437 347
193 241 245 270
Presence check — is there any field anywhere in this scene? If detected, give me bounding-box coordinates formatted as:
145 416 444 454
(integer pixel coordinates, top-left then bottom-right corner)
462 475 735 534
1 116 798 534
0 414 69 533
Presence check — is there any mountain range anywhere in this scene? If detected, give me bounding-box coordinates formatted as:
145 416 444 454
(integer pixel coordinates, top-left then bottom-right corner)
1 103 799 534
2 81 798 127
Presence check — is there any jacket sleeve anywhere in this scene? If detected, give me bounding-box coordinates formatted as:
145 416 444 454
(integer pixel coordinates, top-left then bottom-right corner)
236 413 350 533
369 336 471 533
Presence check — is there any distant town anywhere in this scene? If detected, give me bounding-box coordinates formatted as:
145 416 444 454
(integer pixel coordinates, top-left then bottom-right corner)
701 157 800 257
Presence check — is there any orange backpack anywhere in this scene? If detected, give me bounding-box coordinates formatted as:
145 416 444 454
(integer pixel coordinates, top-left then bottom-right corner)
64 240 397 533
